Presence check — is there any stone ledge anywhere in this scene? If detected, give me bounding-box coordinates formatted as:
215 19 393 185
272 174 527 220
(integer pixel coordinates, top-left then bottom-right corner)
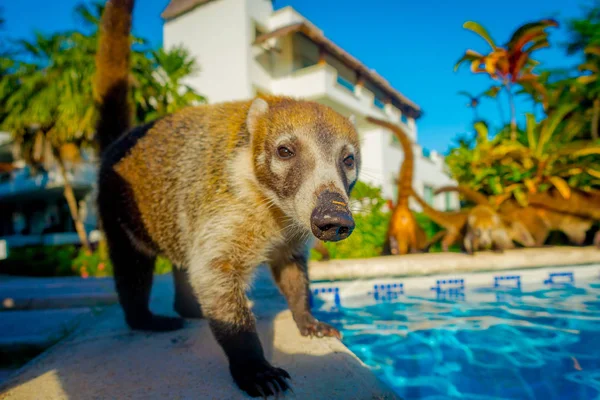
309 246 600 281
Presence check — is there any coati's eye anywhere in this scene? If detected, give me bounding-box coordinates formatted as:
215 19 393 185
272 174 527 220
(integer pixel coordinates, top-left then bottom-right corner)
277 146 295 159
343 155 355 168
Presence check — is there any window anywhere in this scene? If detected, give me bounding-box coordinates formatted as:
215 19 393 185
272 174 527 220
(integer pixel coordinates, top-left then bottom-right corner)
422 147 431 158
400 114 408 124
374 97 385 109
336 75 355 92
445 192 452 211
424 185 434 205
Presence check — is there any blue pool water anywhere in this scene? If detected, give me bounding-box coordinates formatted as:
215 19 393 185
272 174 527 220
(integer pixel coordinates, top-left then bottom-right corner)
313 277 600 400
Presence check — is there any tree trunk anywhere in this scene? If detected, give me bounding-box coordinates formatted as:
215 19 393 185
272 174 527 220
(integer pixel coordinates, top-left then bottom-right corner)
496 97 505 127
592 99 599 141
505 81 517 141
55 152 91 252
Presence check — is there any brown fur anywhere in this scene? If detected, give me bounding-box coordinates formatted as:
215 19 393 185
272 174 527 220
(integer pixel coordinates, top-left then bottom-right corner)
410 190 470 251
528 189 600 220
499 200 593 246
366 117 427 255
94 1 360 397
94 0 133 152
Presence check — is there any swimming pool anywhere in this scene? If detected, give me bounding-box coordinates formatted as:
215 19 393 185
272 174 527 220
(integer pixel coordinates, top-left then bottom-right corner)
310 265 600 400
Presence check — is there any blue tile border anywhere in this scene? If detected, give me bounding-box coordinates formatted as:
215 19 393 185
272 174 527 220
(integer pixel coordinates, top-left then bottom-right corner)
494 275 521 289
308 266 599 309
368 283 404 303
544 272 574 286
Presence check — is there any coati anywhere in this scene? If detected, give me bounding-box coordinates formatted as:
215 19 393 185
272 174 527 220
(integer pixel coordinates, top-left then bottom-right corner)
94 1 360 397
434 185 534 250
366 117 427 255
435 185 591 248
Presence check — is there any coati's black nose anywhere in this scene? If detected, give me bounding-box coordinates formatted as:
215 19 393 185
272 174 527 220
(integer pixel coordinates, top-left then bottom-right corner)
311 191 355 242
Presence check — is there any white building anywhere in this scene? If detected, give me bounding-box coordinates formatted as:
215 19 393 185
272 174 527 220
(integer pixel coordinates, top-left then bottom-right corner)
162 0 459 211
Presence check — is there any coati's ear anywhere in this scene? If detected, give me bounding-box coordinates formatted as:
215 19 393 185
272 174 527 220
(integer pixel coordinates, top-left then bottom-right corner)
247 98 269 135
349 114 356 126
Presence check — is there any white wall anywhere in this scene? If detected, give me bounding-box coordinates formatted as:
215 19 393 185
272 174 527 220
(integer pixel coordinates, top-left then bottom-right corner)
163 0 252 103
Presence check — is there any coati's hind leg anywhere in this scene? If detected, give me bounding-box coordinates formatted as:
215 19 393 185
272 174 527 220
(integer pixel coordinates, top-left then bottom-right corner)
173 266 204 319
192 259 290 398
106 229 184 332
270 251 341 339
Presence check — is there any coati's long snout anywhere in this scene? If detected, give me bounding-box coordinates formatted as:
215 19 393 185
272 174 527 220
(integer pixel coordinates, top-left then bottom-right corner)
310 190 355 241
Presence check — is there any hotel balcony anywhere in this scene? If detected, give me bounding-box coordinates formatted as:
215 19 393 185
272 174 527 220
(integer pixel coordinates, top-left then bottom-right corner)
270 63 417 140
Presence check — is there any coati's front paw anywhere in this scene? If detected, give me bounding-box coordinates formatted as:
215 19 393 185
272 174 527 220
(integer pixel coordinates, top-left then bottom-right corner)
296 314 341 339
230 360 291 398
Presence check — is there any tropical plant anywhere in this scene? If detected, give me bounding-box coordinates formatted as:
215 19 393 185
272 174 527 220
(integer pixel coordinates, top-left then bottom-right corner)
446 107 600 205
455 19 559 140
0 2 205 251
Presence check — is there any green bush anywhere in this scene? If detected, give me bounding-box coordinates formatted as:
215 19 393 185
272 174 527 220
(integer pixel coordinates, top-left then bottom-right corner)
0 245 78 277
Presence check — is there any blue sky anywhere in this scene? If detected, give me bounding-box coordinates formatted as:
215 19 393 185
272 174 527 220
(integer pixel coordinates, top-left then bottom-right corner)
2 0 587 153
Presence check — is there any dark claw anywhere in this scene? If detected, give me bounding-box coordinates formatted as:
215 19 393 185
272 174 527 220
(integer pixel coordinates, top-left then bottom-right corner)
255 385 267 399
231 361 291 398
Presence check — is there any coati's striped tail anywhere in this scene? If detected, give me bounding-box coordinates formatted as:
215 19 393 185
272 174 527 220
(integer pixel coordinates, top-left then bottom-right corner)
410 188 447 226
94 0 135 153
366 117 413 207
435 185 489 206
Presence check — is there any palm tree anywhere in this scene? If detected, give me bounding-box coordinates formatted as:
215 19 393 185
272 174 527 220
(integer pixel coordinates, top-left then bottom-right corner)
135 46 205 122
1 3 205 252
2 32 95 251
455 19 558 140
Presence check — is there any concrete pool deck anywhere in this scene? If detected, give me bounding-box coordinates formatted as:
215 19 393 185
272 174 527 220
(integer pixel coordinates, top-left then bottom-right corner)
0 270 399 400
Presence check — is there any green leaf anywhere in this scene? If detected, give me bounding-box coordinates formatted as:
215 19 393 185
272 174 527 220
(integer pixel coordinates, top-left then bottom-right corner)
463 21 498 50
536 104 578 158
454 49 484 72
514 188 528 206
474 121 489 143
525 113 537 150
548 176 571 199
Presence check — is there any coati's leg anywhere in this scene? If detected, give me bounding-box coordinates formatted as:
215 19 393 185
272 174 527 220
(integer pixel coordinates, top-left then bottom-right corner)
442 230 459 252
193 260 290 397
270 251 341 339
463 235 474 255
107 231 184 332
173 266 204 319
422 230 446 252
